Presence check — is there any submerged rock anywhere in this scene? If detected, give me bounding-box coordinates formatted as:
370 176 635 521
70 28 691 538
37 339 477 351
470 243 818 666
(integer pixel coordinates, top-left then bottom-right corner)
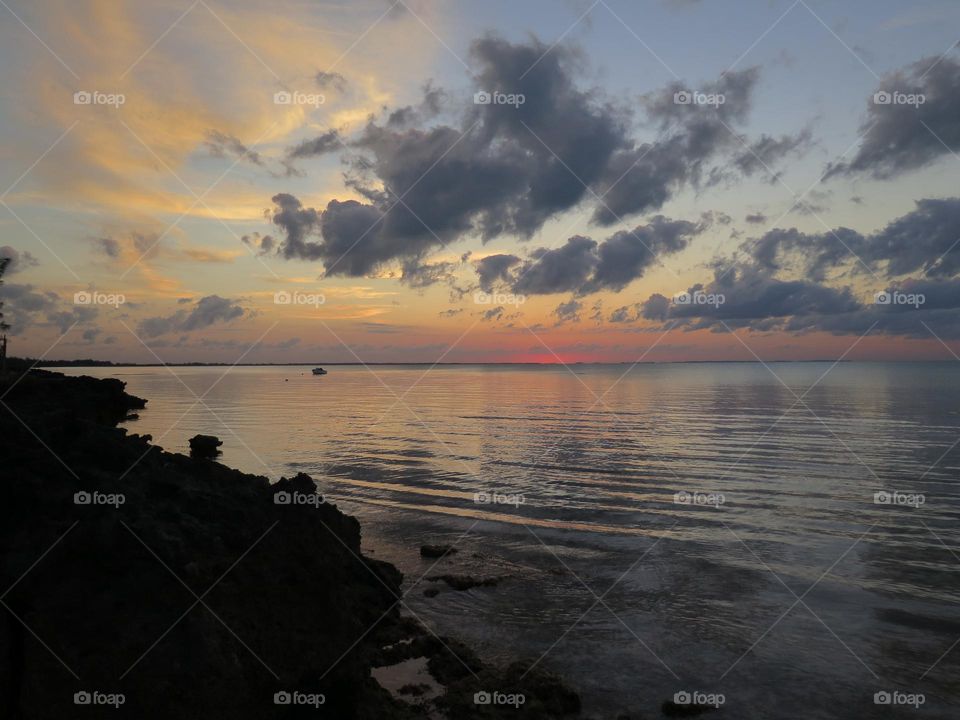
420 544 458 558
426 574 500 591
398 683 430 696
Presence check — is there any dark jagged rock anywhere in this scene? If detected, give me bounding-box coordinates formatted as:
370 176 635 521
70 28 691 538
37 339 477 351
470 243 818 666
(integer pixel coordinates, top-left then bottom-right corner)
0 369 585 720
188 433 222 458
0 370 406 719
9 368 146 426
420 544 458 559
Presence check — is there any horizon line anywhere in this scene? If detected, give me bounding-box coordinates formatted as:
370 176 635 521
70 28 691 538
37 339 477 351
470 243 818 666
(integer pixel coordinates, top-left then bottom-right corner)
27 359 960 367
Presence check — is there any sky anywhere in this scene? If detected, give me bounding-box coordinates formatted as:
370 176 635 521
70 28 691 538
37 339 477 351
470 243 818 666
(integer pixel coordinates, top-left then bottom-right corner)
1 0 959 363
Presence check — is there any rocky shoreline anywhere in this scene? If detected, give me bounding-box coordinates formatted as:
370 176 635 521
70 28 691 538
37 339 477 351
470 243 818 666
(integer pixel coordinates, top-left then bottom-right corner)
0 370 583 719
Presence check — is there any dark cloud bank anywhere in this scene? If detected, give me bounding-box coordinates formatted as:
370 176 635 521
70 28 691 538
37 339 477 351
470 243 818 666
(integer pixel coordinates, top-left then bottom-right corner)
826 55 960 180
137 295 247 339
254 38 960 341
632 197 960 338
262 36 806 283
480 214 711 297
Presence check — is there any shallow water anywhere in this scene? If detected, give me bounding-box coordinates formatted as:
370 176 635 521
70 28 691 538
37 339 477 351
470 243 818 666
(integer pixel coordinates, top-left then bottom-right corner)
57 362 960 718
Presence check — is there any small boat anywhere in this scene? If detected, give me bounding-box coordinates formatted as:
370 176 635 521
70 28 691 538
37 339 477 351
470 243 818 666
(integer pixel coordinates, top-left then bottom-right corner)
311 367 328 375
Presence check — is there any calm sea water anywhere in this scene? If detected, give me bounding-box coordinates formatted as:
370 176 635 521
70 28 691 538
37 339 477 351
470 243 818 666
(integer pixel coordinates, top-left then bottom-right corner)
57 363 960 718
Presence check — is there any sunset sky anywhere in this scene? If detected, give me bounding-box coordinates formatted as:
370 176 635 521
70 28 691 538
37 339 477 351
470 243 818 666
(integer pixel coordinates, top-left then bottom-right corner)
2 0 960 363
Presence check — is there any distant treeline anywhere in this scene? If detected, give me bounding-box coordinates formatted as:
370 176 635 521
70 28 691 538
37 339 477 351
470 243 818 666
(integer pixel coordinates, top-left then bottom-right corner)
7 358 117 369
7 358 341 368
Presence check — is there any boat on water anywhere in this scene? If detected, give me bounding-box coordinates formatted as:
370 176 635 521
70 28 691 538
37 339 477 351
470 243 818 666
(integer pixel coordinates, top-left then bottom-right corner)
312 368 328 375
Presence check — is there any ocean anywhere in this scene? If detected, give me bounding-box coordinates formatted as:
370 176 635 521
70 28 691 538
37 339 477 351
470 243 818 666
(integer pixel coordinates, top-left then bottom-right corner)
56 362 960 719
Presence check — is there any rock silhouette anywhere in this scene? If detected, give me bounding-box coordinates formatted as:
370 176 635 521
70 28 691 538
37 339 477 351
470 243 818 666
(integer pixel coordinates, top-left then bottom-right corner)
188 434 222 459
0 369 583 719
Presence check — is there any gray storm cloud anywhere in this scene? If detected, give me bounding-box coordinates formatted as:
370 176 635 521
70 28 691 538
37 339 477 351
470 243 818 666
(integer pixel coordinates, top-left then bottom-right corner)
264 36 804 283
137 295 246 339
826 54 960 179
